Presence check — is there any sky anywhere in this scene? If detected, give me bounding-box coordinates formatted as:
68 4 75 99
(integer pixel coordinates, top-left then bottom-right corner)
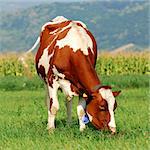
0 0 146 3
0 0 89 2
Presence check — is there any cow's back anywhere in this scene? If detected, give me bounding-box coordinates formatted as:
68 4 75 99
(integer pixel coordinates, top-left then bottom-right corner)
35 18 98 93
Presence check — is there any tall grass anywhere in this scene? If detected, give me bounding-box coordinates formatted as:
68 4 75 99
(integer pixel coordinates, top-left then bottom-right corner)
0 53 36 76
0 51 149 76
96 51 149 75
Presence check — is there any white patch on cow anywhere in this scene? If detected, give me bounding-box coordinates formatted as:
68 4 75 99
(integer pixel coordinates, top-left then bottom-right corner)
47 78 60 129
56 22 93 55
47 110 55 129
48 78 60 110
52 65 77 98
52 16 68 23
59 79 77 99
42 16 68 31
46 67 78 130
38 46 54 74
42 22 52 31
77 98 86 131
52 66 65 79
99 88 116 128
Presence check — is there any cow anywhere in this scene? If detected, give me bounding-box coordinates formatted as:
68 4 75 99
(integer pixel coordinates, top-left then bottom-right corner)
25 16 121 133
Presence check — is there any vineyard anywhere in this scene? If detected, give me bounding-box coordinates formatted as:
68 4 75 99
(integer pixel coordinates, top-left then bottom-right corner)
0 51 149 77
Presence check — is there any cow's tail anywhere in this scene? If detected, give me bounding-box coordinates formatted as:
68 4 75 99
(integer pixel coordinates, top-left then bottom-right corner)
18 36 40 78
26 36 40 54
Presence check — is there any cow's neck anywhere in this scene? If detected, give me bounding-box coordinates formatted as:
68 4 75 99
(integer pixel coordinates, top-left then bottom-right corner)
70 51 101 95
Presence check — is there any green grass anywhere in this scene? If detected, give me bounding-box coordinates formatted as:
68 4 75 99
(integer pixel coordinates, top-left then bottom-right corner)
0 74 149 91
0 85 149 149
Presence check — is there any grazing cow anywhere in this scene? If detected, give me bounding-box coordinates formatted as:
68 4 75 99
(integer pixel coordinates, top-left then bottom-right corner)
27 16 121 133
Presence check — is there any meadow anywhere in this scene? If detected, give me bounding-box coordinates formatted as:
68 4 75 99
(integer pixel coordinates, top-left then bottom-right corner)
0 52 149 150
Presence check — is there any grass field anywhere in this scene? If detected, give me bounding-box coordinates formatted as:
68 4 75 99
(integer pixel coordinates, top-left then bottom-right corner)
0 75 149 150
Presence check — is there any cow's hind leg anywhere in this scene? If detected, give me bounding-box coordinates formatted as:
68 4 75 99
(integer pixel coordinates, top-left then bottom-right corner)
77 96 86 131
66 98 72 124
47 79 60 130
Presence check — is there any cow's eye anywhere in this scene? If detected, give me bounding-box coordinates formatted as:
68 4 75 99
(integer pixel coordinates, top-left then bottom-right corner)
99 106 105 111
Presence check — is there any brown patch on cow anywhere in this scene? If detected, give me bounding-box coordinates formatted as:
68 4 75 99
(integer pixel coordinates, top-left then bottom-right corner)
87 47 96 66
52 46 72 72
47 70 55 87
112 91 121 97
46 21 71 32
35 21 72 65
87 94 111 130
35 32 54 64
76 22 84 28
70 50 100 93
92 112 110 130
70 84 80 95
57 27 71 40
101 86 112 89
37 65 46 82
50 98 53 110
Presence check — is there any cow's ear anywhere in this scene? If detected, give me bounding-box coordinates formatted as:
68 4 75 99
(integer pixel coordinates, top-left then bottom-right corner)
112 91 121 97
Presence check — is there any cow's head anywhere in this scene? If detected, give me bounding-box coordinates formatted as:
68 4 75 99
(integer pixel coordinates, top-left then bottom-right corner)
86 86 121 133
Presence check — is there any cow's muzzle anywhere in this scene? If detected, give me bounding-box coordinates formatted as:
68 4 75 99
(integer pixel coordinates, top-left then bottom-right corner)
109 126 116 134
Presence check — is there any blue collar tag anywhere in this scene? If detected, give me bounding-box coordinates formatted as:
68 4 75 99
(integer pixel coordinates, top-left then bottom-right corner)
82 114 90 124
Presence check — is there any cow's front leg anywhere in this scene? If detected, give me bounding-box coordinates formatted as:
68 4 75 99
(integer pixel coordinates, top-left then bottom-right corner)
77 96 86 132
47 79 59 130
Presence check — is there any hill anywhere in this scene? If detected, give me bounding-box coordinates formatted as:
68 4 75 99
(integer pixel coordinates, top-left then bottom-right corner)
0 1 149 52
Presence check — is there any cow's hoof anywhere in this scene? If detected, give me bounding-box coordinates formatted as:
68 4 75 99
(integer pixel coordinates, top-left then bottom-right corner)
79 123 86 132
80 127 86 132
47 125 55 131
47 127 55 133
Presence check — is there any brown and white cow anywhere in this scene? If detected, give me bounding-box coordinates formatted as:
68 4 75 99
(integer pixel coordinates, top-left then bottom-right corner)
26 16 121 133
